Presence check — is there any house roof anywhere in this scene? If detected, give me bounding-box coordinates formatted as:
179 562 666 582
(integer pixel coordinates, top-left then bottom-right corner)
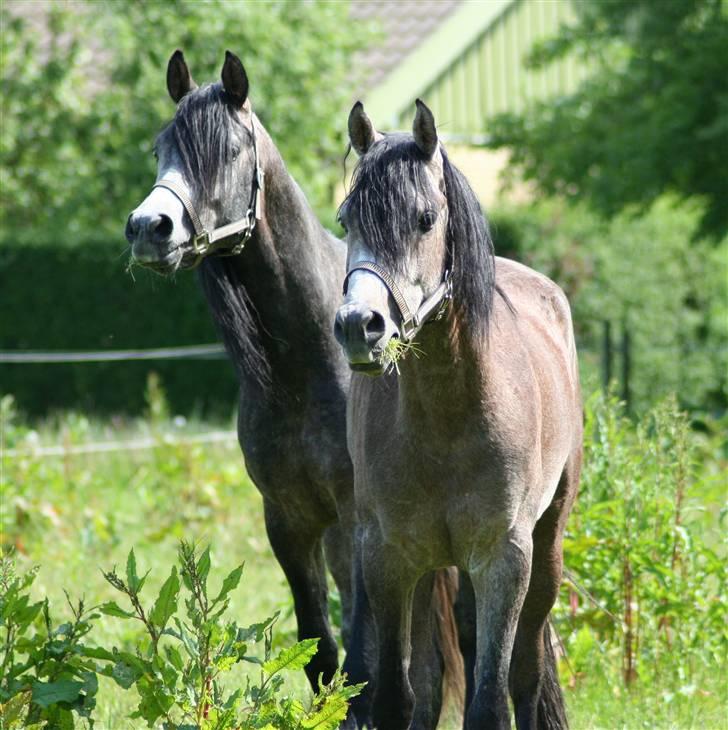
351 1 462 92
356 0 514 127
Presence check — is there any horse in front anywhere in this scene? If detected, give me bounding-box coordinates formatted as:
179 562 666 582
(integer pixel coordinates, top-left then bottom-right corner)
335 100 582 730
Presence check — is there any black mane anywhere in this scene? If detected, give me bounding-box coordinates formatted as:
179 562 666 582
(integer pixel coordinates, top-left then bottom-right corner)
198 256 271 390
342 135 496 334
168 84 270 389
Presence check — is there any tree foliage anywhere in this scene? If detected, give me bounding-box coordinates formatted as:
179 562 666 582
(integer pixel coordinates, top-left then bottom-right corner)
1 1 368 245
491 197 728 413
488 0 728 239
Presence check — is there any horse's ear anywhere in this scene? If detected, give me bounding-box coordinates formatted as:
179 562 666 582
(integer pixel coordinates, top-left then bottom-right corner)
413 99 438 159
167 49 196 104
348 101 379 156
221 50 249 108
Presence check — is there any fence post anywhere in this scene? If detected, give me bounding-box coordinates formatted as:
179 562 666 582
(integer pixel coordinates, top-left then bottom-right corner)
621 321 631 411
602 320 613 391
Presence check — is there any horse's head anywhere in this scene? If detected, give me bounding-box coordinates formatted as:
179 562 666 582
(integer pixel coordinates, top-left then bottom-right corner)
334 100 453 375
125 50 261 274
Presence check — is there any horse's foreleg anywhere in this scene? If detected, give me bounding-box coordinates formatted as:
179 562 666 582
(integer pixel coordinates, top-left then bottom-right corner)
466 528 532 730
361 528 418 730
323 521 353 650
263 498 338 689
342 533 376 729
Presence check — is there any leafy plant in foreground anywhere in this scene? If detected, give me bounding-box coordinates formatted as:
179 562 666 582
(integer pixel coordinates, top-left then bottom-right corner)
0 552 101 729
101 542 362 729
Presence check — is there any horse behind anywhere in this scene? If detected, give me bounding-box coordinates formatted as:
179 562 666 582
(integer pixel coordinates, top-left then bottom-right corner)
124 51 462 728
335 100 582 729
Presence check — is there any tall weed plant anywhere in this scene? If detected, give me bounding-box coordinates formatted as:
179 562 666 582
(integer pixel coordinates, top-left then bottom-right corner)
557 393 726 694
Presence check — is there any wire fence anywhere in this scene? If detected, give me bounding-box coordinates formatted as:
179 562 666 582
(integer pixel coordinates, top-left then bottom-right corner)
1 324 724 417
0 344 226 363
2 430 238 460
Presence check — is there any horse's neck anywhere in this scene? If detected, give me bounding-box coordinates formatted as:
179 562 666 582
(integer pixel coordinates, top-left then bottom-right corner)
396 319 486 431
214 127 345 391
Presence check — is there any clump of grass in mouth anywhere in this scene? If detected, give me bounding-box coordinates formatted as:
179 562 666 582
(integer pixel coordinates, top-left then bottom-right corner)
378 337 425 374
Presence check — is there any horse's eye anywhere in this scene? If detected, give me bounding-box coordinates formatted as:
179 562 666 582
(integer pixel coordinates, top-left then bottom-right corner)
336 213 348 233
231 146 240 161
152 149 158 161
419 209 437 231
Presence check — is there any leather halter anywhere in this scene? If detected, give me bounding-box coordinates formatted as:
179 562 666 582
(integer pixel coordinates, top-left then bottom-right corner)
151 113 264 269
343 259 452 343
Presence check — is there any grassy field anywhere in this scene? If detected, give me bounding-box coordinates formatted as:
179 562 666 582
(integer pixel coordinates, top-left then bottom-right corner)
1 395 725 729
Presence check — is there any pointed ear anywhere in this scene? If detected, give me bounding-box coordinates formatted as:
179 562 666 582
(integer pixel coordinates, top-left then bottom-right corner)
413 99 438 159
348 101 380 156
167 49 196 104
221 50 249 108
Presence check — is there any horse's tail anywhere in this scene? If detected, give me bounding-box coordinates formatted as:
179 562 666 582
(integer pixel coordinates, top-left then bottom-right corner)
539 622 569 730
433 567 465 711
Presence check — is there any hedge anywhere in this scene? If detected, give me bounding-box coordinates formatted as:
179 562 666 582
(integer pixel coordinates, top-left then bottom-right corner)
0 241 238 416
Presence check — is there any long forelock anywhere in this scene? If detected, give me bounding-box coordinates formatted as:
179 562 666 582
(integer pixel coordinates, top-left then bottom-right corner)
170 83 242 206
342 135 433 273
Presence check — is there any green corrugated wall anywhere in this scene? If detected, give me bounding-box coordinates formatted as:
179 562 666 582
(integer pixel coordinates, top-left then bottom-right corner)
393 0 586 142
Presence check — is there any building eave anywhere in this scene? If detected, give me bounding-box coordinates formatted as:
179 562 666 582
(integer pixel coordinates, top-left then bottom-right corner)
364 0 514 127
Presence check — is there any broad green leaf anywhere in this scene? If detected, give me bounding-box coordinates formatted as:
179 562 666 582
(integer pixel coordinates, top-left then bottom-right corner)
196 545 211 584
98 601 136 619
212 563 244 606
164 644 184 672
30 679 84 708
80 645 115 661
263 638 319 675
126 549 139 591
237 613 278 643
302 695 351 730
150 566 179 629
111 660 142 690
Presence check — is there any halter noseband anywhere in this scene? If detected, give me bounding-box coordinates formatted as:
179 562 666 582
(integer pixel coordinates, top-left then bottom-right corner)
151 111 264 269
342 258 452 343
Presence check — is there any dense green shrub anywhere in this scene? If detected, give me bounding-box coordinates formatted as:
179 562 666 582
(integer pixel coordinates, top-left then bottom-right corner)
0 545 362 729
0 242 237 416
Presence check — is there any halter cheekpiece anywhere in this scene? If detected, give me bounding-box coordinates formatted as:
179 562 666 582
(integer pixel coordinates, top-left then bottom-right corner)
342 256 453 343
151 110 264 269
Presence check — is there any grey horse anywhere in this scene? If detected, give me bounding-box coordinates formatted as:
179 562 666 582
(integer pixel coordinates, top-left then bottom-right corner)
335 100 582 730
124 52 460 726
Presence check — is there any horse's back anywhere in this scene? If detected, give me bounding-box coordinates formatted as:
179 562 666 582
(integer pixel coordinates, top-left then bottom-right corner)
494 256 579 390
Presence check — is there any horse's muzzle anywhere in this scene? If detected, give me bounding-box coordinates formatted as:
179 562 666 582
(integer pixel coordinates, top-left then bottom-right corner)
334 302 389 371
126 212 184 272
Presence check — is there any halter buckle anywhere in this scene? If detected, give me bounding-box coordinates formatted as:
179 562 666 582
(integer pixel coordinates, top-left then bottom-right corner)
401 317 417 342
192 231 210 256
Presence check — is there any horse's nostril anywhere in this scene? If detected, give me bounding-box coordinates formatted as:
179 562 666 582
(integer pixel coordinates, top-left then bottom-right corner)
152 214 173 242
363 310 385 346
125 214 138 243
